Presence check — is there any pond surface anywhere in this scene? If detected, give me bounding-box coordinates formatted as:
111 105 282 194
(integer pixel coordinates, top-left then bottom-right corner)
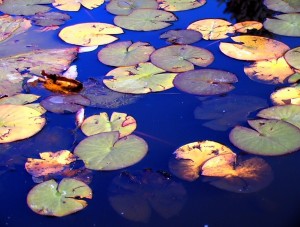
1 0 300 226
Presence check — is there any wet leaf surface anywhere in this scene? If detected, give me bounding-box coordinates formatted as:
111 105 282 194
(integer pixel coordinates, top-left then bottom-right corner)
160 29 202 44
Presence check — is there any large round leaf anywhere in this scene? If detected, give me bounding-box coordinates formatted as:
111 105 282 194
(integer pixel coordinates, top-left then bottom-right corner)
264 0 300 13
0 0 52 15
0 94 40 105
219 35 290 61
59 23 124 46
284 47 300 70
264 14 300 37
270 86 300 105
157 0 206 12
31 12 71 27
106 0 158 15
27 178 92 217
0 105 45 143
53 0 104 11
103 62 177 94
98 41 155 67
229 119 300 156
74 131 148 170
233 21 263 33
174 69 238 95
160 29 202 45
114 9 177 31
150 45 214 72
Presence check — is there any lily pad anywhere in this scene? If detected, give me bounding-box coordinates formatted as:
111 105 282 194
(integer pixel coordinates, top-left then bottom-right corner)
233 21 263 33
81 112 137 138
229 119 300 156
103 62 177 94
27 178 92 217
74 131 148 170
150 45 214 73
270 86 300 105
169 140 236 181
160 29 202 44
0 94 40 105
244 57 295 84
53 0 104 11
157 0 206 12
114 9 177 31
40 94 91 114
0 0 52 15
0 105 45 143
202 155 273 193
219 35 290 61
174 69 238 95
31 12 71 27
98 41 155 67
187 19 235 40
264 14 300 37
106 0 158 16
264 0 300 13
108 169 187 222
59 23 123 46
284 46 300 70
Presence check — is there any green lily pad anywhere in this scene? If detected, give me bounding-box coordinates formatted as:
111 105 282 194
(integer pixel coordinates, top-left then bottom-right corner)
174 69 238 95
74 131 148 170
103 63 177 94
264 0 300 13
229 119 300 156
264 14 300 37
157 0 206 12
284 46 300 70
108 169 187 222
27 178 92 217
31 12 71 27
98 41 155 67
0 94 40 105
160 29 202 44
106 0 158 15
257 105 300 128
81 112 137 138
0 104 46 143
0 0 53 16
150 45 214 73
114 9 177 31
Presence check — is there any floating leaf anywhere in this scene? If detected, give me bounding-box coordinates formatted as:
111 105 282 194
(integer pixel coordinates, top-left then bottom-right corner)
202 155 273 193
187 19 235 40
40 94 90 114
74 131 148 170
157 0 206 12
174 69 238 95
106 0 158 15
31 12 71 27
98 41 155 67
270 86 300 105
219 35 290 61
108 170 187 222
284 46 300 70
0 0 53 15
288 72 300 83
244 57 295 84
0 105 45 143
59 23 123 46
233 21 263 33
25 103 47 114
62 65 78 80
114 9 177 31
103 62 177 94
81 112 137 137
0 94 40 105
53 0 104 11
160 29 202 44
229 119 300 156
150 45 214 72
169 140 236 181
27 178 92 217
263 0 300 13
264 14 300 37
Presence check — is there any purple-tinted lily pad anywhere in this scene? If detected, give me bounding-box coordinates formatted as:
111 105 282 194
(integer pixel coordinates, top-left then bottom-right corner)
174 69 238 95
160 29 202 44
40 94 91 114
31 12 71 27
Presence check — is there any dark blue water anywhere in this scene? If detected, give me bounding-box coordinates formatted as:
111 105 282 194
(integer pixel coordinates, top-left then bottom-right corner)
1 1 300 226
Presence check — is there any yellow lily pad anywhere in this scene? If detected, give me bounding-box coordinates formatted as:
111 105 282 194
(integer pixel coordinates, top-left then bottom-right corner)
157 0 206 12
233 21 263 33
53 0 104 11
270 86 300 105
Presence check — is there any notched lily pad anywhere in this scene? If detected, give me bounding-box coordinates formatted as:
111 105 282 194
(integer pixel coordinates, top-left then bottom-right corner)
270 86 300 105
160 29 202 44
53 0 104 11
284 46 300 70
264 14 300 37
31 12 71 27
157 0 206 12
106 0 158 15
264 0 300 13
233 21 263 33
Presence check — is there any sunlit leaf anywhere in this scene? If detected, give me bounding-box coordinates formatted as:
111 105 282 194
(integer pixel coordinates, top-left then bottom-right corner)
98 41 155 67
160 29 202 44
59 23 123 46
31 12 70 27
114 9 177 31
187 19 235 40
284 46 300 70
106 0 158 16
0 0 52 15
157 0 206 12
169 140 236 181
0 105 45 143
288 73 300 83
62 65 78 80
74 131 148 170
81 112 137 138
233 21 263 33
103 62 177 94
150 45 214 72
108 170 187 222
219 35 290 61
264 0 300 13
270 86 300 105
53 0 104 11
264 13 300 37
25 103 47 114
0 94 40 105
229 119 300 156
244 57 295 84
27 178 92 217
202 155 273 193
